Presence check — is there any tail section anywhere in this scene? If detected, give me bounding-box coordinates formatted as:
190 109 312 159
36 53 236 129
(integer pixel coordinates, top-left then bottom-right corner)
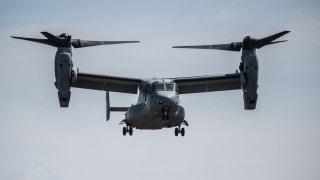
106 91 128 121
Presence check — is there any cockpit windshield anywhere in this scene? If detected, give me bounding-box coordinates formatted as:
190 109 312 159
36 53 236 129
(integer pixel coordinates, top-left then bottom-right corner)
152 83 165 91
152 82 176 92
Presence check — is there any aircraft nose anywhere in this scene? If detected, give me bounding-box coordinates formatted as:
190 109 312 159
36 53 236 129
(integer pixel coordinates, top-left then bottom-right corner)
156 92 178 105
158 97 175 105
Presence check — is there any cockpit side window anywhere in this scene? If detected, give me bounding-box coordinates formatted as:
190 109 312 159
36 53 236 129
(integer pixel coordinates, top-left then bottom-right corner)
165 83 175 91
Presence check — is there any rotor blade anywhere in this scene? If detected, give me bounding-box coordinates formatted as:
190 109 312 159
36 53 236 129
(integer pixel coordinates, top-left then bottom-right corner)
71 40 140 48
256 31 290 49
41 32 61 42
11 36 56 47
173 42 242 51
262 40 288 46
41 31 70 47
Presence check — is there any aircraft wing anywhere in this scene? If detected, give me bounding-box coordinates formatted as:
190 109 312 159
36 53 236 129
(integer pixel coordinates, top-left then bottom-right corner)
72 72 141 94
173 73 241 94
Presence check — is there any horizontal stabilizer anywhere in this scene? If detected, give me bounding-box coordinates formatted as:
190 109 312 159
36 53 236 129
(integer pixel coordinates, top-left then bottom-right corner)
110 107 129 111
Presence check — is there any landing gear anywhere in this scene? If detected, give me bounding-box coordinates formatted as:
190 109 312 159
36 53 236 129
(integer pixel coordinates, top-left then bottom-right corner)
123 127 127 136
128 126 133 136
175 128 179 136
120 120 133 136
174 126 185 136
122 126 133 136
181 128 185 136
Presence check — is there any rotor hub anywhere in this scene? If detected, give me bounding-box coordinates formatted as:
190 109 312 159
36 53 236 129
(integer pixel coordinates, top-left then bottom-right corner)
58 33 70 39
242 36 257 50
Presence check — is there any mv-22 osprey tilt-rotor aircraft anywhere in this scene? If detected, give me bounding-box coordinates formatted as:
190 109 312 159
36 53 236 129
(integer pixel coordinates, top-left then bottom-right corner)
12 30 289 136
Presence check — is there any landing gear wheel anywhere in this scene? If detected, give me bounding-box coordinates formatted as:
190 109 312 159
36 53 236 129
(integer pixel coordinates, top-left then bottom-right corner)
129 127 133 136
174 128 179 136
181 128 185 136
122 127 127 136
174 126 186 136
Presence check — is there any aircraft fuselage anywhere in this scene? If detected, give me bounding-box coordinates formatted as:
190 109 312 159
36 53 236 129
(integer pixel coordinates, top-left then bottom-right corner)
125 79 185 130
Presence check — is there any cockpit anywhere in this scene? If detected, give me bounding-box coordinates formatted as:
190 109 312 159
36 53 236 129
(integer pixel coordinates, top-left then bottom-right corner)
152 82 177 92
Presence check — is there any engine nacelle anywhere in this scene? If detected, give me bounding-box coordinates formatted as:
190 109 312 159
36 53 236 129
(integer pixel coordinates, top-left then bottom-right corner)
240 50 259 110
54 48 73 107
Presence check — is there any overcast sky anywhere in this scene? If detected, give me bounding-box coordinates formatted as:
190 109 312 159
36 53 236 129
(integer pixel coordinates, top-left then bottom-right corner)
0 0 320 180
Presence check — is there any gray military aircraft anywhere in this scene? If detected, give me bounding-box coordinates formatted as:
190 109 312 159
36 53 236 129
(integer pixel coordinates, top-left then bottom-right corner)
11 31 289 136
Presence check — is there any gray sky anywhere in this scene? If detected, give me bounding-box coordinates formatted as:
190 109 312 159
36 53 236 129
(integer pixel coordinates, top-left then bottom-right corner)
1 0 320 180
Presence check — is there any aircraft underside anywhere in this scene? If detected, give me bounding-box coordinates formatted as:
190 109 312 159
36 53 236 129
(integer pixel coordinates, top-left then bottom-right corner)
120 105 188 136
129 115 183 130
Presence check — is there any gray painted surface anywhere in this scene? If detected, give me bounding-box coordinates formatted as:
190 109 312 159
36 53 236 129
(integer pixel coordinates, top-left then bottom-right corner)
1 1 320 180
